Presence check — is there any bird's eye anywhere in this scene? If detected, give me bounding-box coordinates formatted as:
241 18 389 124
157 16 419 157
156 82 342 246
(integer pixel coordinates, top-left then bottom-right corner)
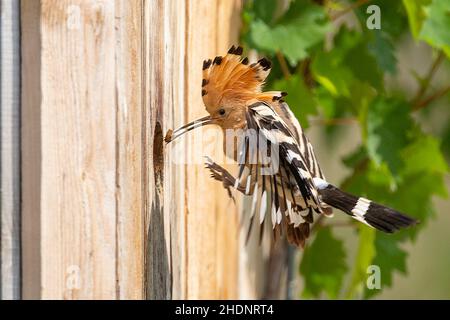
219 108 226 116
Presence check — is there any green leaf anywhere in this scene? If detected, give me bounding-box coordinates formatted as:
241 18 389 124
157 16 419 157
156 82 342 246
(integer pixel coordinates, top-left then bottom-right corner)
343 159 394 196
312 51 354 96
387 172 447 240
252 0 277 24
401 135 448 176
349 82 377 118
368 31 398 74
355 0 409 39
442 122 450 161
342 145 368 169
311 28 358 97
364 234 408 298
249 0 330 65
312 27 383 97
300 227 347 299
419 0 450 56
346 226 376 299
344 42 384 90
402 0 432 38
272 75 317 128
366 98 414 178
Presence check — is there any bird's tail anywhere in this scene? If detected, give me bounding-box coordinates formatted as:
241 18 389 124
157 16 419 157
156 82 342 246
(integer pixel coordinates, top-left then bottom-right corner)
318 184 417 233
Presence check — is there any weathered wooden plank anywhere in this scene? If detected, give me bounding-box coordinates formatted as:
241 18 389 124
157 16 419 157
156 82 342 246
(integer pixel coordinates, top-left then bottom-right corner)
22 0 118 299
184 0 242 299
1 0 21 300
161 0 186 300
20 0 243 300
143 0 188 299
144 0 170 300
115 0 145 300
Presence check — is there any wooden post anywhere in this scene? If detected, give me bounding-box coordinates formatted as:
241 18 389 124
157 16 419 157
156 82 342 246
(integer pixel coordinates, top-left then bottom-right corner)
22 0 120 299
183 0 242 299
1 0 21 300
20 0 242 299
115 0 145 300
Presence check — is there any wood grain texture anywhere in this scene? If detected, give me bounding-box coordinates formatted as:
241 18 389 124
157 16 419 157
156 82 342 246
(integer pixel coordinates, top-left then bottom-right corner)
144 0 172 299
1 0 21 300
184 0 242 299
115 0 145 300
143 0 189 300
163 0 187 300
42 0 116 299
22 0 123 299
20 0 243 299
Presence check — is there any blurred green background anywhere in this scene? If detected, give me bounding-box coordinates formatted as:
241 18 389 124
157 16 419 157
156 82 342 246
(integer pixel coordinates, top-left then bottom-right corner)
240 0 450 299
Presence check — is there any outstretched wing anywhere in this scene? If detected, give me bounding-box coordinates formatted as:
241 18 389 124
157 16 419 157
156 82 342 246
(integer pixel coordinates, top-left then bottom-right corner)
274 101 326 180
204 101 325 247
246 101 322 211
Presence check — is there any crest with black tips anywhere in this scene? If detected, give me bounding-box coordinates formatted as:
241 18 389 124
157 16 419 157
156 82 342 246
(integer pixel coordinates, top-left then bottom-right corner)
203 59 212 70
258 58 271 71
227 45 236 54
201 45 273 109
234 46 243 55
227 45 243 55
213 56 223 65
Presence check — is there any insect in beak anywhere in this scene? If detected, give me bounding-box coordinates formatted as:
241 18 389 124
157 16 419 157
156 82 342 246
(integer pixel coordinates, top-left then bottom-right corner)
164 115 213 143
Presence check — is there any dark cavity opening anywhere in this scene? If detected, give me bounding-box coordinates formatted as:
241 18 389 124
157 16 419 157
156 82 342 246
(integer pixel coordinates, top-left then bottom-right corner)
153 122 164 191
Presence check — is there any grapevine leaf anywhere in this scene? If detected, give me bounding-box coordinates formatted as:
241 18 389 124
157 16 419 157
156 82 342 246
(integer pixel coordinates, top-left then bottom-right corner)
346 226 377 299
272 75 317 128
366 98 414 178
300 228 347 299
368 31 398 74
402 0 432 38
249 0 330 65
364 235 408 299
419 0 450 56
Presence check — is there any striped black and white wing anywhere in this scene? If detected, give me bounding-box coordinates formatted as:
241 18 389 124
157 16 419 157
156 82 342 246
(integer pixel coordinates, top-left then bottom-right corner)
205 101 326 246
275 101 325 180
246 102 322 212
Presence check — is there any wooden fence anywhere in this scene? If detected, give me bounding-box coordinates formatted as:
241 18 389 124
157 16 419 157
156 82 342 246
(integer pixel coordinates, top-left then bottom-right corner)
1 0 254 299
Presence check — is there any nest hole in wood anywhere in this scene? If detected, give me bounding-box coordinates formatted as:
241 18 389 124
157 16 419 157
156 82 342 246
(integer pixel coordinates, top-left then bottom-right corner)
153 121 164 192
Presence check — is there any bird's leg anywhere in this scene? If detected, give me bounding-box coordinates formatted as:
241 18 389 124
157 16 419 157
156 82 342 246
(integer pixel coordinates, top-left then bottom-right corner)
204 157 249 198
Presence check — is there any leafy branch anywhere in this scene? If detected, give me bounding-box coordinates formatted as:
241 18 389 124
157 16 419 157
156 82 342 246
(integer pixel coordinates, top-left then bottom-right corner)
414 85 450 111
242 0 450 300
412 51 446 110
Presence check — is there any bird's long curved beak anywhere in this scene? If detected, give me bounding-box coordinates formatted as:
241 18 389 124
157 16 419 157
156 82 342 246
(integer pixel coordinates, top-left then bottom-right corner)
165 115 213 143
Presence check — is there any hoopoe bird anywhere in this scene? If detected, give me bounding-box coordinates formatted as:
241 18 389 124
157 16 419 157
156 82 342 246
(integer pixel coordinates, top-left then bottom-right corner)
165 45 417 248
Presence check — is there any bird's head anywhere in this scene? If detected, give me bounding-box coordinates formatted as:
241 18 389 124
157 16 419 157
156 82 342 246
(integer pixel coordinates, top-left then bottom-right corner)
165 45 276 143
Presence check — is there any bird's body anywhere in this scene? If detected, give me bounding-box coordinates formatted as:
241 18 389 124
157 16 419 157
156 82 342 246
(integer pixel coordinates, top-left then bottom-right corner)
166 45 417 247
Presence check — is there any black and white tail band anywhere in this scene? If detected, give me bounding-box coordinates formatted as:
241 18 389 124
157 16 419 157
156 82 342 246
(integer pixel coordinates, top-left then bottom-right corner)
314 178 418 233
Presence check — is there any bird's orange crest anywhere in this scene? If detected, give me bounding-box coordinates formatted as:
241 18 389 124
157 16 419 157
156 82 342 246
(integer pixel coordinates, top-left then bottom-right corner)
201 45 285 113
